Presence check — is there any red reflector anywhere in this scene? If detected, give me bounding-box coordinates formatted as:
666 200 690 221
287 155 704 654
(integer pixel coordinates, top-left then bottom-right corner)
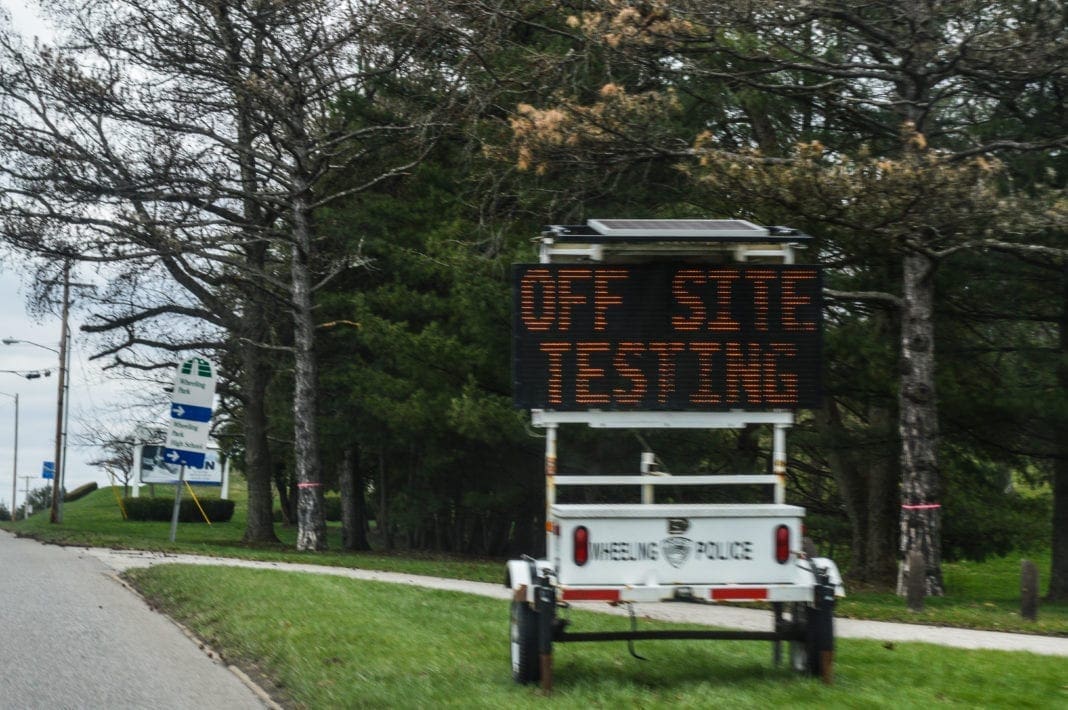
573 525 589 567
775 524 790 564
711 587 768 601
561 588 621 602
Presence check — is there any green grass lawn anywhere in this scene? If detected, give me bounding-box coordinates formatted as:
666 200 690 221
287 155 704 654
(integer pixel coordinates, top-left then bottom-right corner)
1 482 502 583
4 484 1067 634
125 564 1068 709
836 551 1068 635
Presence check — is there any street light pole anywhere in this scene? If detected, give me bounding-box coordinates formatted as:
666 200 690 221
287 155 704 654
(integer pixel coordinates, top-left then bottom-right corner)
3 260 85 524
0 393 18 521
1 368 56 519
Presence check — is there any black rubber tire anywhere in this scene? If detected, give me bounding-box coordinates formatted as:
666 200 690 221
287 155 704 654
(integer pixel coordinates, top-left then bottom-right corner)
790 601 833 677
788 602 810 673
510 600 540 684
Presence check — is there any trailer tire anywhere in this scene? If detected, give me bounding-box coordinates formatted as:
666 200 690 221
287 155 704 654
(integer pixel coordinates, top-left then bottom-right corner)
789 602 834 678
510 601 540 684
788 603 810 673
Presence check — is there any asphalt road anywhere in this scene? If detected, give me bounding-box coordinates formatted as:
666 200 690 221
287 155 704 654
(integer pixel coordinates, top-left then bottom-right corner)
0 532 267 710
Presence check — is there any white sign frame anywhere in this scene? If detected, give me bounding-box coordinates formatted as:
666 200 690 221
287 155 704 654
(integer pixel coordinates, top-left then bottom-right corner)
139 444 223 485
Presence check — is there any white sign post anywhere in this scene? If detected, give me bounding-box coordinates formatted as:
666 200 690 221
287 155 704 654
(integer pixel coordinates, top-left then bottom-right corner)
164 357 217 542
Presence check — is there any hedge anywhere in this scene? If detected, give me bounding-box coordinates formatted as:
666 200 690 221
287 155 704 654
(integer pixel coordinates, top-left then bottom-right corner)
123 496 235 523
64 482 98 502
273 494 342 523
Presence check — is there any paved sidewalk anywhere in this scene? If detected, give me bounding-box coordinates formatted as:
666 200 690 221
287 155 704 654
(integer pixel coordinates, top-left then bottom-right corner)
81 546 1068 657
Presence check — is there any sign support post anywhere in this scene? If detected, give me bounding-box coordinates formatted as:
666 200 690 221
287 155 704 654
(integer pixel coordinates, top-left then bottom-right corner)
169 465 186 542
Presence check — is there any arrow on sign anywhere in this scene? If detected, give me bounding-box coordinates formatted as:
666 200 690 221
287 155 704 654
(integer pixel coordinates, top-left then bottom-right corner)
162 448 206 468
170 402 212 422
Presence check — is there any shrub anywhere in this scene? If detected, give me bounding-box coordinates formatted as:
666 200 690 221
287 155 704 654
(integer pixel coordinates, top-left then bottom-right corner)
64 482 98 502
123 496 235 523
942 457 1052 561
273 494 342 523
324 495 341 522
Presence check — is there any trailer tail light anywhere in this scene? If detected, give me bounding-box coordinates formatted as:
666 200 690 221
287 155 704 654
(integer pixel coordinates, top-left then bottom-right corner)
775 524 790 564
573 526 589 567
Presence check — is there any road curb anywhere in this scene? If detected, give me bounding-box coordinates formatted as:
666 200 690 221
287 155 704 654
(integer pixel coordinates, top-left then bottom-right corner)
108 568 285 709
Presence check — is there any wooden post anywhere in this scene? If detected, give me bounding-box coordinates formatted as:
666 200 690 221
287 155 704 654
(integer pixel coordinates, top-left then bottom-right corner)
1021 559 1039 621
906 550 925 612
49 260 71 524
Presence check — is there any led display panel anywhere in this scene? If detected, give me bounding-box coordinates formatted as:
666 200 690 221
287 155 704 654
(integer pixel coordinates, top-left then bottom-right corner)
513 263 823 411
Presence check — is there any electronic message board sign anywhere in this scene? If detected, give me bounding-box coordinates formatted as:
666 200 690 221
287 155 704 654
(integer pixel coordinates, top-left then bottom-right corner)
513 263 822 411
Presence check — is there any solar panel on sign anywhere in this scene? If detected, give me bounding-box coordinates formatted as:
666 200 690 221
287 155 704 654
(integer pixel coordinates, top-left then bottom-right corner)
587 219 770 238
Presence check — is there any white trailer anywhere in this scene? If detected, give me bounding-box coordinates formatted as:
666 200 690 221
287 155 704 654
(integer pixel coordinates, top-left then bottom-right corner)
506 220 844 690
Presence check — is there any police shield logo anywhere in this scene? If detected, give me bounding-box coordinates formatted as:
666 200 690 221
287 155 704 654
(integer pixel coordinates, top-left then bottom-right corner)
661 536 693 569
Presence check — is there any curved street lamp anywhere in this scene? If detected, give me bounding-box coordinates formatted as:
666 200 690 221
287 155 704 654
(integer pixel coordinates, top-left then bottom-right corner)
1 338 57 353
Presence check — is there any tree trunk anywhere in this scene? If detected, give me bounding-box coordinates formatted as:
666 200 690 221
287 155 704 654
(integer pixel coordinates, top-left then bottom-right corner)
241 338 279 544
339 445 371 551
896 250 944 596
291 186 326 551
377 449 392 550
816 400 867 572
865 404 899 586
273 467 294 525
1050 440 1068 600
223 5 279 544
1048 267 1068 600
816 396 897 586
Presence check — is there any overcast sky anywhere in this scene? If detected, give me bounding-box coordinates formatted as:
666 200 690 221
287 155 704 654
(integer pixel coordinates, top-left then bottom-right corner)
0 1 177 511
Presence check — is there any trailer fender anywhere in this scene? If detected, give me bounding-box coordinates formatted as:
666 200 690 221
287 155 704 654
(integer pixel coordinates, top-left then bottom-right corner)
810 557 846 597
506 559 550 602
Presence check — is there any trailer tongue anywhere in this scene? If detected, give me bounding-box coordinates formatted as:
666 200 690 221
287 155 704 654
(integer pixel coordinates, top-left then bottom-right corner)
506 220 844 690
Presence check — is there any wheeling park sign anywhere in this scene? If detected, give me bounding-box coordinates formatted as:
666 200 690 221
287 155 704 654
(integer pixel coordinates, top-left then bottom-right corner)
163 357 218 468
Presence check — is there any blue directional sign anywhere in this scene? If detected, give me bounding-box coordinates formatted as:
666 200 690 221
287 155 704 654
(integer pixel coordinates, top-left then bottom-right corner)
161 447 206 469
42 461 54 480
140 445 221 485
170 403 212 422
163 357 217 469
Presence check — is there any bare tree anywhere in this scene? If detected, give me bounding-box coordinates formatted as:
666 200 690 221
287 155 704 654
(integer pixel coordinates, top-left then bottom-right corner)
0 0 473 549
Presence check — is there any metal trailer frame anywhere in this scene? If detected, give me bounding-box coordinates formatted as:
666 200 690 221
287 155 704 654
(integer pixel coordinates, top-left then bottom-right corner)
507 221 842 692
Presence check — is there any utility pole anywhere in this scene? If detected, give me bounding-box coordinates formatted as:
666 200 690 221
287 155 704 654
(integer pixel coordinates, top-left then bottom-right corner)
50 260 70 524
